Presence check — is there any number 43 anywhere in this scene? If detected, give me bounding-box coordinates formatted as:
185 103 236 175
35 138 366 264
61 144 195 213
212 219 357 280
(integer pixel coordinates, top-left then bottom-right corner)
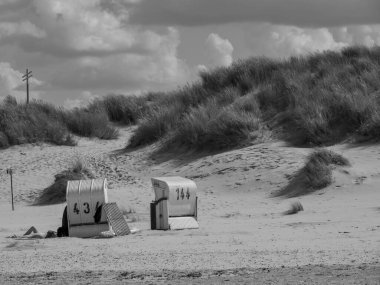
73 202 90 214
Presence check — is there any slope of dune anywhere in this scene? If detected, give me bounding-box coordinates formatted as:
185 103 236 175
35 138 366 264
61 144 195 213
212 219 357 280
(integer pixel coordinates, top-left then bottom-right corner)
0 126 379 284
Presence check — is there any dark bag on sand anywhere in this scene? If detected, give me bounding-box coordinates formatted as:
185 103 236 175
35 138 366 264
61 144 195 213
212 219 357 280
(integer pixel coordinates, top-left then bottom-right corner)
57 227 64 237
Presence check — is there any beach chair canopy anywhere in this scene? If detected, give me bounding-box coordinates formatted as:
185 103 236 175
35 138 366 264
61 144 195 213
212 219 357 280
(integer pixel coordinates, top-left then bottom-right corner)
66 178 109 238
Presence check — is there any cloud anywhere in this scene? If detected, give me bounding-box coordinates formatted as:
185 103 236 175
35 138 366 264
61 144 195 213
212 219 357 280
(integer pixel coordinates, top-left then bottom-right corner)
129 0 380 28
0 0 191 99
330 25 380 47
197 64 208 73
1 0 379 106
0 1 31 22
0 62 43 102
205 33 233 67
241 23 380 58
0 0 183 58
23 0 144 57
0 21 45 39
49 27 189 91
63 90 99 109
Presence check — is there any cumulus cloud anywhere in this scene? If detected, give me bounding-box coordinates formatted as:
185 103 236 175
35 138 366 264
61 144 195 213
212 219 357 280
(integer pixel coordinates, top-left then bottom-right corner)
330 25 380 47
241 23 380 58
0 21 45 39
129 0 380 28
197 64 208 73
205 33 234 67
12 0 159 57
1 0 379 106
266 26 345 57
49 27 189 91
63 90 99 109
0 0 190 101
0 0 30 22
0 62 43 102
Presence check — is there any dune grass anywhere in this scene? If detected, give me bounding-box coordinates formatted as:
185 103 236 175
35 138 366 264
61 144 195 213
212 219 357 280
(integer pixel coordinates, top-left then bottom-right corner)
162 100 261 151
124 45 380 152
274 149 350 198
63 109 119 140
87 94 151 125
127 101 185 148
2 46 380 153
0 98 119 149
0 100 75 148
34 157 95 205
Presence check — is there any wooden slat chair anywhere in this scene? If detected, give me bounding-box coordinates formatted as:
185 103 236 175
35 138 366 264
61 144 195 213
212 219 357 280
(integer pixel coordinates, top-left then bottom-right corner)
102 202 131 236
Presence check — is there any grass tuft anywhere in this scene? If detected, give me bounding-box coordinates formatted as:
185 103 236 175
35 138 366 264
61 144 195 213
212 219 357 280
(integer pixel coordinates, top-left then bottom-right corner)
283 201 304 215
274 149 349 197
34 157 95 205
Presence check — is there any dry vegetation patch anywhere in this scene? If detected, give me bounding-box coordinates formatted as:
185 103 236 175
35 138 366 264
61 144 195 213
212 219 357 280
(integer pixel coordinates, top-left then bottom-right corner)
34 158 95 205
63 109 119 140
274 149 350 197
124 46 380 153
0 99 75 148
0 99 119 149
1 46 380 154
283 201 304 215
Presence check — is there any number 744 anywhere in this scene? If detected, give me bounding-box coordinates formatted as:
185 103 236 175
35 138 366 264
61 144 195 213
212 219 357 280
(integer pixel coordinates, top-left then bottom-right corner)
176 188 190 200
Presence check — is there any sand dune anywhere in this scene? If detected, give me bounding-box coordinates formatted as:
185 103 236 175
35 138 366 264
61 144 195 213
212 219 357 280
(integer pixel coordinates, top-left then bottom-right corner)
0 126 379 284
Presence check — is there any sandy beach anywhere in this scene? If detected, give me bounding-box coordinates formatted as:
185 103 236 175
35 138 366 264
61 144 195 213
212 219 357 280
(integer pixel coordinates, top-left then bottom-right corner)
0 126 379 284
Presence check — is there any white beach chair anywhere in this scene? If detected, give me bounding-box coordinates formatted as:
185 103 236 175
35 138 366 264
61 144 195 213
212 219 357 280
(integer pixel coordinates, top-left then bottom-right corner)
66 179 110 238
150 176 199 230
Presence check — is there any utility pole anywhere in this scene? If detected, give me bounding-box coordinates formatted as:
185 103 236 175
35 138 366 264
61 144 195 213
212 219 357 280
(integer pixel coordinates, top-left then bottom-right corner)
22 69 32 104
6 168 14 211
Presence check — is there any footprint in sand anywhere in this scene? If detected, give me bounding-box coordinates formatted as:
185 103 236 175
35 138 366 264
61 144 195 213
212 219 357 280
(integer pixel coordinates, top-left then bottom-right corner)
353 176 367 185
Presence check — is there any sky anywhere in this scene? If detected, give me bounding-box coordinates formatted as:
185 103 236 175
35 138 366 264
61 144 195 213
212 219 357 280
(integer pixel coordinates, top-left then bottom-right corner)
0 0 379 108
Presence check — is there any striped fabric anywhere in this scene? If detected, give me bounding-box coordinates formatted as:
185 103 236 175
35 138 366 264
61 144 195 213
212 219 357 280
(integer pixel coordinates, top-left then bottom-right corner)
103 202 131 236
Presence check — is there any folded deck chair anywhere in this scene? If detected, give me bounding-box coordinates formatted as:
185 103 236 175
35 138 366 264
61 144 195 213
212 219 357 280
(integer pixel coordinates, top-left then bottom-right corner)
103 202 131 236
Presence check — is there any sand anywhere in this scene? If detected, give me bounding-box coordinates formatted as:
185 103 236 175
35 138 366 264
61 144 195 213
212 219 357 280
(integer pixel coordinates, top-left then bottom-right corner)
0 126 379 284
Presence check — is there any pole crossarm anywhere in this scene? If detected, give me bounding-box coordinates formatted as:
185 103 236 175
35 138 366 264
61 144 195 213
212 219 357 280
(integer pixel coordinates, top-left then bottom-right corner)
22 74 32 81
22 70 32 81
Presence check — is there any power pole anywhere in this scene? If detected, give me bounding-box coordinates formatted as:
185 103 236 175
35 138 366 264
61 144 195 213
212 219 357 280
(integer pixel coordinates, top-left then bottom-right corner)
22 69 32 104
6 168 14 211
